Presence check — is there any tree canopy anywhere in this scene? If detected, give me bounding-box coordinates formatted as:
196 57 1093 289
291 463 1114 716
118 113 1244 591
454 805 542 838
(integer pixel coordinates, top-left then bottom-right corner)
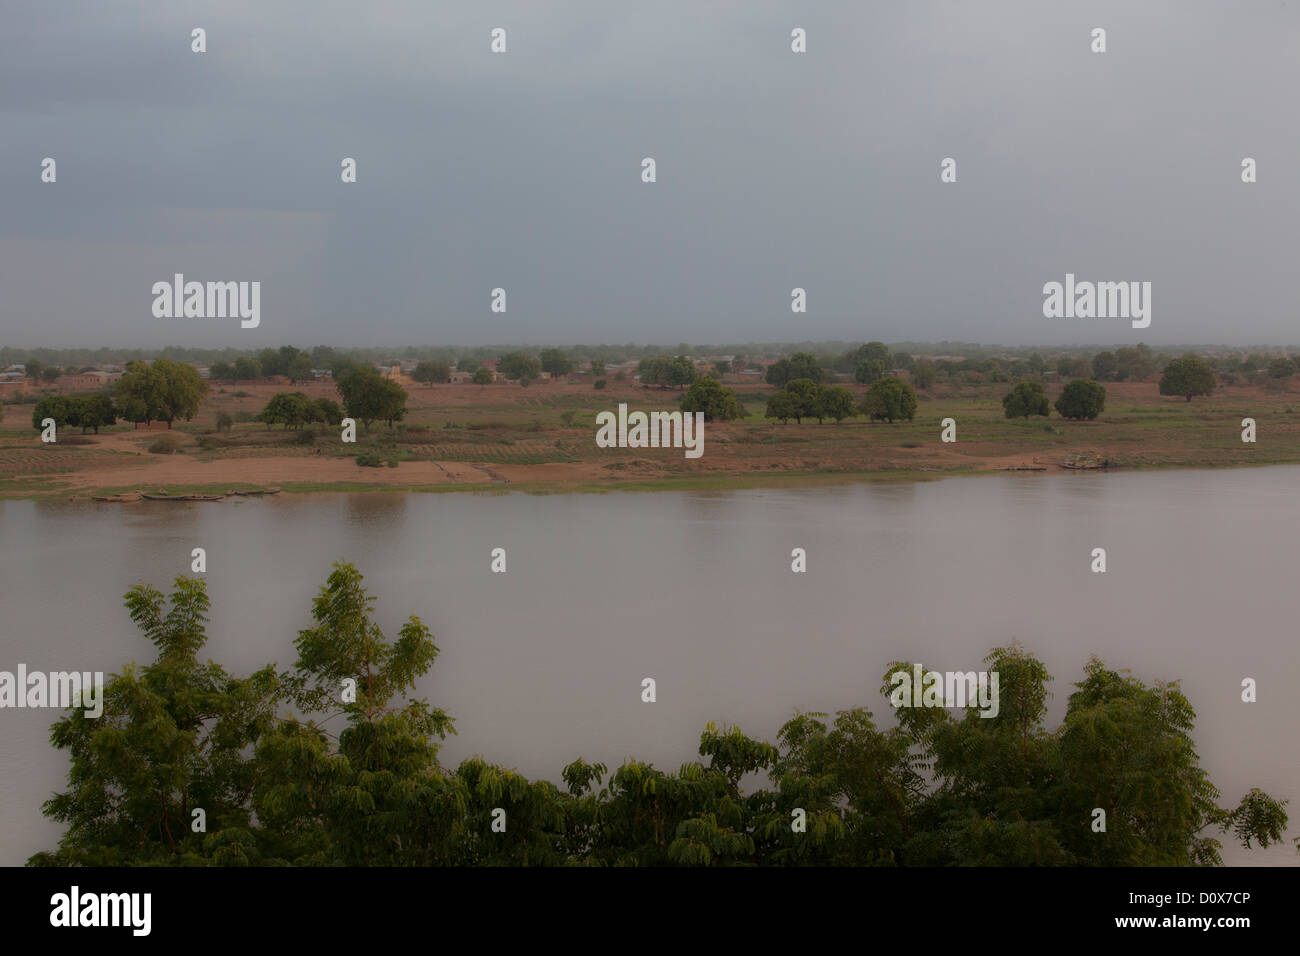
1054 379 1106 420
29 571 1291 867
1159 355 1217 402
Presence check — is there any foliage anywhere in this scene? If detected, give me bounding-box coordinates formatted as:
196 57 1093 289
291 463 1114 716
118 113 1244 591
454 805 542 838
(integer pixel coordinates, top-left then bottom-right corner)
860 378 918 422
680 376 746 421
499 353 542 383
336 366 407 430
412 361 450 386
1159 355 1217 402
1054 379 1106 420
30 577 1290 867
1002 381 1051 419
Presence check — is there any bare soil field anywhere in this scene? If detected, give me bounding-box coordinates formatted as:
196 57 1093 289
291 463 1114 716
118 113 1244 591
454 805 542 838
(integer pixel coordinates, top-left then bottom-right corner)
3 377 1298 498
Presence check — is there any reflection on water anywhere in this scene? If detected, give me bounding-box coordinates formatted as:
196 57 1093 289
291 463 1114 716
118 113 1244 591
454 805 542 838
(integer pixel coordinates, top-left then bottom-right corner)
1 467 1297 866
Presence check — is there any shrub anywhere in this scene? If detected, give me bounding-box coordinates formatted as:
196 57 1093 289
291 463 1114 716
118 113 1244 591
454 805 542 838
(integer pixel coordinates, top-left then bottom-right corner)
594 379 607 389
215 411 233 432
355 450 384 467
148 433 186 454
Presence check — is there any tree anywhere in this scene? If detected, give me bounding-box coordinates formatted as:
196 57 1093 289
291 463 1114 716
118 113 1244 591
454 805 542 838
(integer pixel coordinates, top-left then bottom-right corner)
854 359 887 384
472 367 494 389
412 361 450 386
259 392 314 429
765 392 795 423
540 349 574 377
1002 381 1051 419
498 353 541 383
860 378 918 422
337 366 407 430
149 358 208 428
817 385 857 423
1091 351 1117 381
41 366 62 383
767 352 825 387
892 352 916 371
590 359 606 379
1267 357 1295 380
312 397 343 426
30 576 283 865
680 376 746 422
911 360 936 390
1159 356 1216 402
712 360 731 376
1054 379 1106 420
32 395 74 431
69 394 117 433
666 355 697 390
1113 344 1155 382
458 357 481 373
209 361 235 381
215 411 234 432
114 361 163 428
782 379 822 423
287 353 315 384
232 357 263 381
1057 356 1092 379
25 360 43 382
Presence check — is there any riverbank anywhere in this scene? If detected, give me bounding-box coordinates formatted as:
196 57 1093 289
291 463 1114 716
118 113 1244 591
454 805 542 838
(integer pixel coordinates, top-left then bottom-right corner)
2 378 1296 499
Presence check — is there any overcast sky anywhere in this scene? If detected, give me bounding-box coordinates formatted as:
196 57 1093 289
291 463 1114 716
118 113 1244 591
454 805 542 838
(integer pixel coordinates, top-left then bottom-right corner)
1 0 1297 349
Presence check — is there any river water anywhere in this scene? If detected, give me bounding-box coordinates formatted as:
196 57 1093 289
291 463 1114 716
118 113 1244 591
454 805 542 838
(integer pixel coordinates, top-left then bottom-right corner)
2 467 1297 865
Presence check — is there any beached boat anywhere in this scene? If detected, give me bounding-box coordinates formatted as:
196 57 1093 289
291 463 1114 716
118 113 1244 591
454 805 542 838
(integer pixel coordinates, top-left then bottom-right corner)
1060 454 1115 470
142 492 226 501
92 492 143 502
226 487 281 496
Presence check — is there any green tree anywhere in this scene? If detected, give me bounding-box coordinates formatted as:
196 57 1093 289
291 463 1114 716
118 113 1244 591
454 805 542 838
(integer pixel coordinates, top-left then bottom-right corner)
499 353 542 383
782 379 822 423
854 359 887 384
1267 357 1295 380
1159 355 1217 402
1113 344 1155 382
765 392 795 423
32 395 74 431
259 392 314 429
337 367 407 430
412 360 450 386
472 366 494 389
1091 351 1117 381
209 361 235 381
149 358 208 428
860 378 918 422
911 360 936 390
680 376 746 421
1002 381 1051 419
29 576 283 865
286 353 315 384
540 349 574 377
25 360 44 382
1055 379 1106 419
712 360 731 376
312 397 343 426
69 394 118 433
232 357 262 381
816 385 858 423
458 357 481 373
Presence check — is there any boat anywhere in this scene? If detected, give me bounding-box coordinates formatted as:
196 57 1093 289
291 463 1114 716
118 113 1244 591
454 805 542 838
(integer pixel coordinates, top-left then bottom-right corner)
226 487 281 496
1006 466 1047 472
92 491 143 502
1061 454 1116 470
142 492 226 501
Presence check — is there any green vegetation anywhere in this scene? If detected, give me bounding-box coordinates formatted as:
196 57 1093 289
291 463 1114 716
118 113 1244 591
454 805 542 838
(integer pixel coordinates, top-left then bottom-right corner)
1002 381 1051 419
1055 379 1107 420
28 567 1290 867
860 378 918 422
1160 355 1217 402
680 376 746 421
336 367 407 430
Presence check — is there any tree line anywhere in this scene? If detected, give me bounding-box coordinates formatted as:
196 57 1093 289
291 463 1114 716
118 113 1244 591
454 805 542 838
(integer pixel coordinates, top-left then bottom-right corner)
30 564 1290 867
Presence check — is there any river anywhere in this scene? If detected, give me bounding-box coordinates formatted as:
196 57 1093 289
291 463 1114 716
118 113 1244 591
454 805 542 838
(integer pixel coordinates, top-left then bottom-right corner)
2 466 1296 865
